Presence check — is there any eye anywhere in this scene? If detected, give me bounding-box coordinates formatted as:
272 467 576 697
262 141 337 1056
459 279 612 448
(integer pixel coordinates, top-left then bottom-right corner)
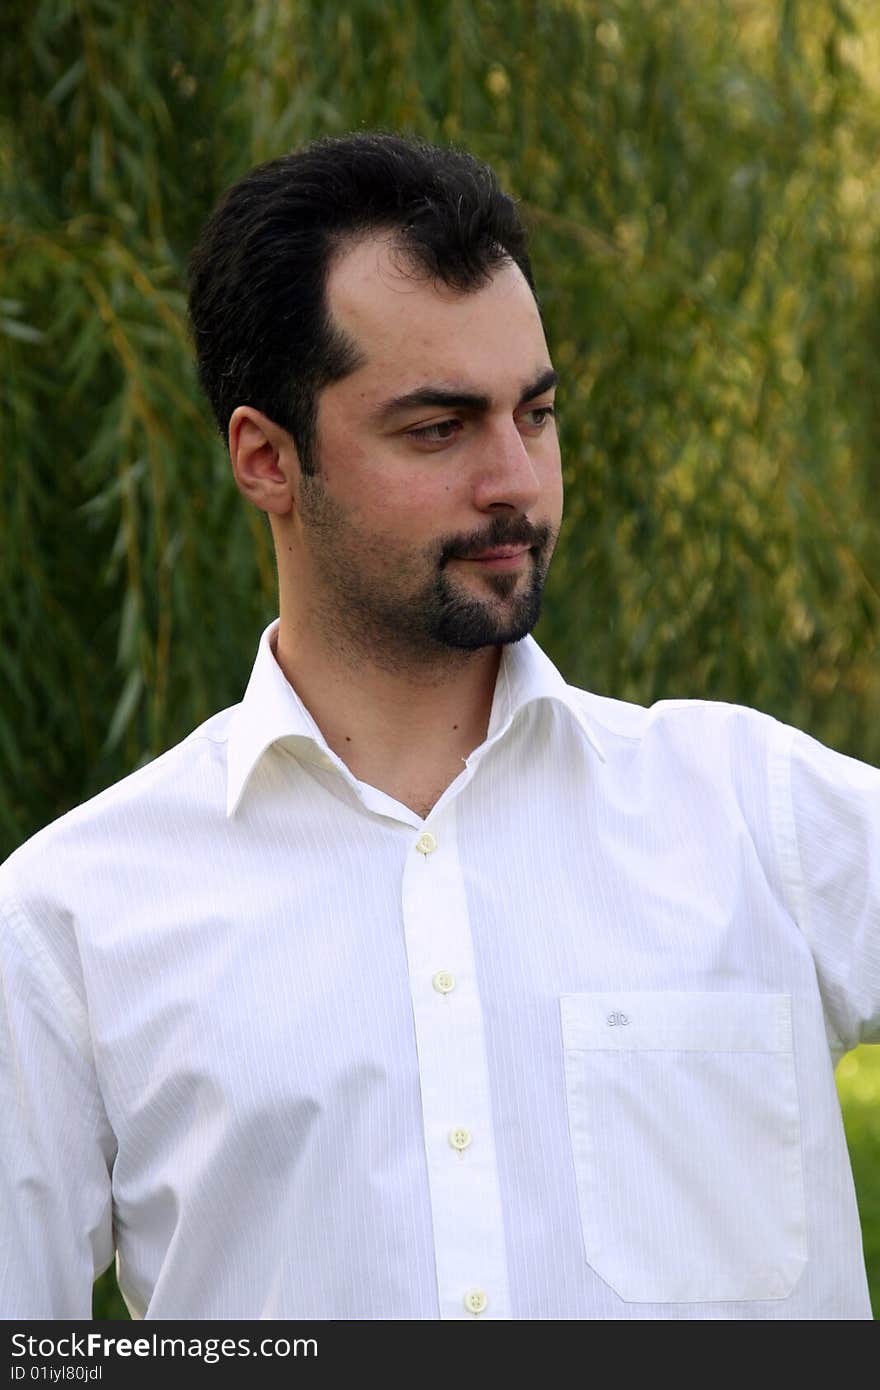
521 405 556 429
405 419 463 445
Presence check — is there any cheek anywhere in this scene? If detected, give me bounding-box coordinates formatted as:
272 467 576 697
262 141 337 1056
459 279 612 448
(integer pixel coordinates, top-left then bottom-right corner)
539 447 564 516
340 474 448 550
370 485 450 545
549 470 564 518
313 431 369 501
318 427 445 519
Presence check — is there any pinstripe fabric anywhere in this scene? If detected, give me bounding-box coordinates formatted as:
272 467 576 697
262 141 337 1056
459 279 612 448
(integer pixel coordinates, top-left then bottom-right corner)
1 618 877 1319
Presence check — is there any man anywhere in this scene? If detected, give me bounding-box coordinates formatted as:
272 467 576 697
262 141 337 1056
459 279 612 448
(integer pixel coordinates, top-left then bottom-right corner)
1 130 878 1321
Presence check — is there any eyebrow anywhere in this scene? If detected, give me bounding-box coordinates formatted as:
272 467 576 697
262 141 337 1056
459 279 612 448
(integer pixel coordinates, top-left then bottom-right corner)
370 366 558 425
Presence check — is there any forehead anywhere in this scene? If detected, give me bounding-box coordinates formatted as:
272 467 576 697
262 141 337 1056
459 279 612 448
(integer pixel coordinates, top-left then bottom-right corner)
323 234 550 407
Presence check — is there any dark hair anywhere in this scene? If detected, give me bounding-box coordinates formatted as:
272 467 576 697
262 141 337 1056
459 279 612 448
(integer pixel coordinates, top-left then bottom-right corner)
187 129 537 475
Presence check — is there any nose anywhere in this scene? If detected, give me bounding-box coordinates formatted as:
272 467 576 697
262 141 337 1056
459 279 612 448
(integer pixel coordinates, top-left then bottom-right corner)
471 419 544 514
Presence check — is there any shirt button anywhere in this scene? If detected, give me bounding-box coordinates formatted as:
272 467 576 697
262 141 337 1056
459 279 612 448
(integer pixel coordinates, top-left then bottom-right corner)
464 1289 488 1315
449 1127 472 1152
433 971 455 994
415 831 438 855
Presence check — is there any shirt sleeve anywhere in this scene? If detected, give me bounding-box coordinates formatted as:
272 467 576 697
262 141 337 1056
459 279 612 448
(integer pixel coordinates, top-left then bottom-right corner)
769 719 880 1052
0 886 116 1318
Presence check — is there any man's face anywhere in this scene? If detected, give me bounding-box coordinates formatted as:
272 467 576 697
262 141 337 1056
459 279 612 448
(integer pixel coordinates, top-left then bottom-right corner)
289 234 563 666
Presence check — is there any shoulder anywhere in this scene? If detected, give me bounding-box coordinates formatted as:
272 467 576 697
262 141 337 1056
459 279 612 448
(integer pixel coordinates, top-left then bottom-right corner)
564 682 786 763
0 703 238 899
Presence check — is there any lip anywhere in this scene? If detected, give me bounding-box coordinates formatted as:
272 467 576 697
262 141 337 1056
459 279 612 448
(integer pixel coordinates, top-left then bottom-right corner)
460 546 531 570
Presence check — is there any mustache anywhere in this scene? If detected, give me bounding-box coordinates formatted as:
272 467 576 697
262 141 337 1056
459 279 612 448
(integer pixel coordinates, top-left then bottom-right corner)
440 518 552 564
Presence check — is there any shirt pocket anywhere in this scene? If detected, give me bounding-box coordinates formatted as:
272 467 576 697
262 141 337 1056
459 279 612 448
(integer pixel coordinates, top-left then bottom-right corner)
560 991 807 1304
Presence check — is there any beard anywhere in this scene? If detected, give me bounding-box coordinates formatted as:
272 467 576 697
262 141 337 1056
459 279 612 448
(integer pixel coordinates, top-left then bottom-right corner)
297 474 558 674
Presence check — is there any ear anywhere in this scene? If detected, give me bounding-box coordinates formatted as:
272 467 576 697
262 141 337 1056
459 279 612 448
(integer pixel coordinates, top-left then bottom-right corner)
228 406 301 516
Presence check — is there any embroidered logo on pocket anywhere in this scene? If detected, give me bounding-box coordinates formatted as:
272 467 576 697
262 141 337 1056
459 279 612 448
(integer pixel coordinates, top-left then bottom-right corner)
606 1011 630 1026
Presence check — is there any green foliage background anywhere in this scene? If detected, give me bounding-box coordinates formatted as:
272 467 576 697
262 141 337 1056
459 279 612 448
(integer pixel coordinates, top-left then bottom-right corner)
1 0 878 1319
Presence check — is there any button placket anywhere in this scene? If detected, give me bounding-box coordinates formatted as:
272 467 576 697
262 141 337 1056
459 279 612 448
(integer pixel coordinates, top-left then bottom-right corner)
400 802 510 1319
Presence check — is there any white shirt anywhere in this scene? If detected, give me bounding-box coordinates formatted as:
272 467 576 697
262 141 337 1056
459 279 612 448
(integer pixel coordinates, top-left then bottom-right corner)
1 619 878 1321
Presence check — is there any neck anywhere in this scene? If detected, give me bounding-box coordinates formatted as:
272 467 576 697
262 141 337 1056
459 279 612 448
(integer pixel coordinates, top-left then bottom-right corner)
272 608 503 799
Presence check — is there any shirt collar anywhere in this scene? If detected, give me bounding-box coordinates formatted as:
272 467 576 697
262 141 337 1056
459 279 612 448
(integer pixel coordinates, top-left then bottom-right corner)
226 618 606 818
